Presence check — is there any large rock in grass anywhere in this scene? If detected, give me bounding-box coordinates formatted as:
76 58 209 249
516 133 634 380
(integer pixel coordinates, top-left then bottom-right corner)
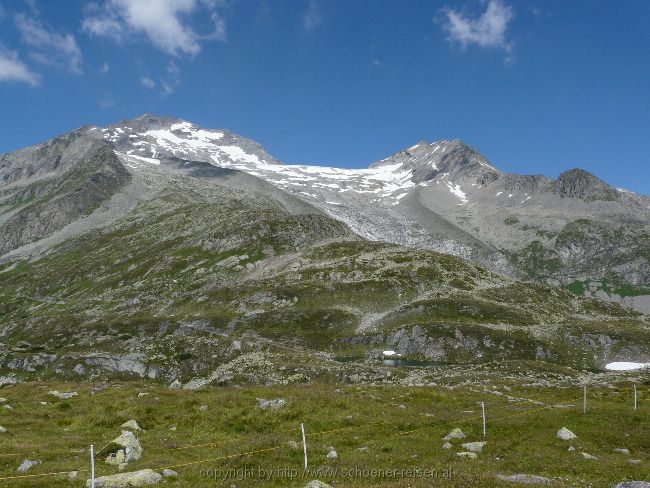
456 451 478 459
86 469 162 487
304 481 333 488
461 441 487 453
443 428 465 440
105 431 142 465
121 420 142 431
48 390 78 400
556 427 577 440
496 474 554 485
612 483 650 488
257 398 287 410
16 460 40 472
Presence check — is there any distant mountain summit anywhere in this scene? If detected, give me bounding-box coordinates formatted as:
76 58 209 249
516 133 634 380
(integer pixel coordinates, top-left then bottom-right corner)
1 114 649 313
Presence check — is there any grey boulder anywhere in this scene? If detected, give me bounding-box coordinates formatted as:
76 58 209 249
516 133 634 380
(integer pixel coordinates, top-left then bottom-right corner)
86 469 163 487
257 398 287 410
496 474 554 485
16 459 41 472
304 481 333 488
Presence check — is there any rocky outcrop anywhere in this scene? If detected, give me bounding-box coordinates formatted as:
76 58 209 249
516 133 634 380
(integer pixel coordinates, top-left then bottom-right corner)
552 169 618 202
84 353 157 379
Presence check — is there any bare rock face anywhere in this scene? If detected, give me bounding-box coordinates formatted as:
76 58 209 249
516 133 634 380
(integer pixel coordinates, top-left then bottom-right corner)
552 169 618 202
0 142 131 255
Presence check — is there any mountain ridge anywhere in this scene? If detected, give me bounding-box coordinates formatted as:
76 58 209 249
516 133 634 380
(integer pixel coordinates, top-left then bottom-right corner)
1 114 649 313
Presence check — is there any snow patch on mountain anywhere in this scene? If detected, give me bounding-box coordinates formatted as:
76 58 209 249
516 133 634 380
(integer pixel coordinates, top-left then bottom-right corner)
446 182 468 204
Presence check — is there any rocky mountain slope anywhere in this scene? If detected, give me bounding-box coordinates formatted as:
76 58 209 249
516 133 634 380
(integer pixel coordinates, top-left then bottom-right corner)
0 114 649 385
90 115 650 310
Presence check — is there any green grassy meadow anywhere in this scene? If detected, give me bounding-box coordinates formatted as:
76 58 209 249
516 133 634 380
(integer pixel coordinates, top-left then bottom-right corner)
0 378 648 487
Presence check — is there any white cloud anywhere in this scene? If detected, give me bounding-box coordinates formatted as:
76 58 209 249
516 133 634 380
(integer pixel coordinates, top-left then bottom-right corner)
0 47 39 85
303 0 322 31
140 76 156 89
160 60 180 95
440 0 514 53
99 62 110 73
82 0 226 56
15 13 83 73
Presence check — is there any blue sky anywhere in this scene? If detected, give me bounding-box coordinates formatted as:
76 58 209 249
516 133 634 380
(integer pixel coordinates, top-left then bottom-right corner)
1 0 649 194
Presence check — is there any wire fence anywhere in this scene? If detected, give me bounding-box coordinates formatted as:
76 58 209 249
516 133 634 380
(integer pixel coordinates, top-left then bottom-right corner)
0 382 645 483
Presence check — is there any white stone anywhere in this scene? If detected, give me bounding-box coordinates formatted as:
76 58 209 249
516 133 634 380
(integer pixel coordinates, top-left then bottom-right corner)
495 474 553 485
48 390 78 400
443 428 465 440
461 441 487 453
304 481 333 488
16 459 40 472
257 398 287 410
456 451 478 459
556 427 577 440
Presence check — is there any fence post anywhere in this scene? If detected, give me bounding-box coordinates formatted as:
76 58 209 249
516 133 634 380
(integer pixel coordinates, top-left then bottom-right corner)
90 444 95 488
301 423 308 471
583 385 587 414
481 402 486 438
634 385 637 411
